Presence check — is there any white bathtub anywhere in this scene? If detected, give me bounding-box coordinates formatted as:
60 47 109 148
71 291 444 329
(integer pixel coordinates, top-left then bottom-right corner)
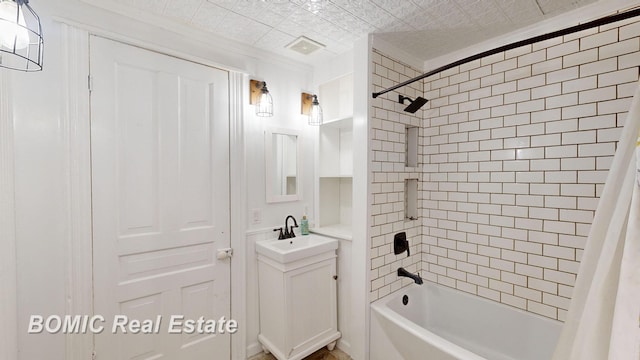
370 283 561 360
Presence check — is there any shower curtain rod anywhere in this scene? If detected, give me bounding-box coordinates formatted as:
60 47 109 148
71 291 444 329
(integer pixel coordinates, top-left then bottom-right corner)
372 7 640 99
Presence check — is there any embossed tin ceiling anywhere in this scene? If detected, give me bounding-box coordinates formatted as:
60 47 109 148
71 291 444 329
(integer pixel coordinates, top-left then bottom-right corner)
106 0 598 64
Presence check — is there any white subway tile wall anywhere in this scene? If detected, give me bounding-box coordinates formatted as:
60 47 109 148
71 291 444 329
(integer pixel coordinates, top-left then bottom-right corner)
370 50 424 301
370 19 640 321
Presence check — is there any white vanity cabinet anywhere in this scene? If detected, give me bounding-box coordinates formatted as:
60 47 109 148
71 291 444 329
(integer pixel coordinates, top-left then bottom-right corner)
256 236 341 360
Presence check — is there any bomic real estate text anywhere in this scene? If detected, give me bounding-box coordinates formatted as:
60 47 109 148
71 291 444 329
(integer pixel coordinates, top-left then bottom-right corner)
28 315 238 335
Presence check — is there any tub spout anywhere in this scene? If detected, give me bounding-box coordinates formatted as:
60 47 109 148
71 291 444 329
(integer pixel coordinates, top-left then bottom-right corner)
397 267 423 285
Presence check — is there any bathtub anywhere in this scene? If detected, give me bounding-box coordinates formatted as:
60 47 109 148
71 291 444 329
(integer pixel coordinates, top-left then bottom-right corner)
370 283 561 360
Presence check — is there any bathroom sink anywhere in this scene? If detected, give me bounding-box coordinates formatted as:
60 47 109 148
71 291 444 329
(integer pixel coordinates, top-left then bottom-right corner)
256 234 338 263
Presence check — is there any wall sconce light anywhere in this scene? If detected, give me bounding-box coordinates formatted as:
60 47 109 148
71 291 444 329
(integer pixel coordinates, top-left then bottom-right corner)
0 0 43 71
301 92 323 126
250 79 273 117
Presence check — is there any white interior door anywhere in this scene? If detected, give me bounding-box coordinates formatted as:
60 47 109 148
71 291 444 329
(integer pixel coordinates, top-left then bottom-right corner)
90 36 230 360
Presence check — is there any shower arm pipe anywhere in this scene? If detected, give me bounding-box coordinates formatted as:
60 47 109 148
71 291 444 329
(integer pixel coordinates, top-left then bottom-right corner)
372 6 640 99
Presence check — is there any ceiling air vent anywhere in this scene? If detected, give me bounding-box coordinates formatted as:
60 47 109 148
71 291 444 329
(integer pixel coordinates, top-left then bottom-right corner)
285 36 325 55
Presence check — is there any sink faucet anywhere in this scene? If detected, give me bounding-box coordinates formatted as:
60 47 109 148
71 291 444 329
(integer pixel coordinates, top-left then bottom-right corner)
397 267 423 285
273 227 285 240
283 215 299 239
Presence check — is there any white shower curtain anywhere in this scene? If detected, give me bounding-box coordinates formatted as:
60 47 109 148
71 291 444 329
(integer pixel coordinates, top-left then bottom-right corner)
552 82 640 360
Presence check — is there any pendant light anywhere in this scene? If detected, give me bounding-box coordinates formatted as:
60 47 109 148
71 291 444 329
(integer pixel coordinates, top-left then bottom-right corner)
0 0 43 71
250 79 273 117
301 92 323 126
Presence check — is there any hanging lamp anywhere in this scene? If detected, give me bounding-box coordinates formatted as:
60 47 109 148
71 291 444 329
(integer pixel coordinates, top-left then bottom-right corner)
0 0 43 72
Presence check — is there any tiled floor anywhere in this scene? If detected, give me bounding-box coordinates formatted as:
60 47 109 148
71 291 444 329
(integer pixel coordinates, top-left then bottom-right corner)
248 347 351 360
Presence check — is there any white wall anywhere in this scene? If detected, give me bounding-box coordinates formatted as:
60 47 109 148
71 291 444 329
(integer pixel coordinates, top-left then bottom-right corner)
3 1 316 359
368 50 425 303
244 71 316 233
309 47 370 357
419 13 640 322
243 68 319 357
313 48 355 88
351 35 373 360
0 65 18 360
11 11 73 359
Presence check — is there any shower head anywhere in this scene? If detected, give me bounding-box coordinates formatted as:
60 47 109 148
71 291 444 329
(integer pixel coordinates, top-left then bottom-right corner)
399 95 429 113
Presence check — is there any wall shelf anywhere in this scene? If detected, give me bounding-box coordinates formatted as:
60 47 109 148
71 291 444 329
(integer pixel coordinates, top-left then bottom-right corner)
317 76 353 233
318 74 353 122
405 178 418 221
311 223 353 241
319 118 353 178
322 115 354 126
405 126 418 168
318 119 353 229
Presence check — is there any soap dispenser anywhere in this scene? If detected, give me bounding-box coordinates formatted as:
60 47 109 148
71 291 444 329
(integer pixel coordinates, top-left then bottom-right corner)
300 215 309 235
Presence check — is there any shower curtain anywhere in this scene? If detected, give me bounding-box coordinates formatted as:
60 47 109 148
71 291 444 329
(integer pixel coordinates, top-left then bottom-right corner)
552 82 640 360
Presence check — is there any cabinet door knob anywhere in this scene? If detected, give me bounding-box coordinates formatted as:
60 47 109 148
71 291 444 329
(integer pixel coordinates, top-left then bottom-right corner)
333 275 338 280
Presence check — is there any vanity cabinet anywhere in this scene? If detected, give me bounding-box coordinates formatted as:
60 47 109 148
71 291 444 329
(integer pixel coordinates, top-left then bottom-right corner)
257 239 341 360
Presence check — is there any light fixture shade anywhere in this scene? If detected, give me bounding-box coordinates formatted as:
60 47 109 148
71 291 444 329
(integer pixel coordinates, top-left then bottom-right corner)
308 95 323 126
256 82 273 117
0 0 43 71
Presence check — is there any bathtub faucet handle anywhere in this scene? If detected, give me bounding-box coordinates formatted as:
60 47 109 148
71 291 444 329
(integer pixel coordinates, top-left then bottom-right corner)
394 232 410 257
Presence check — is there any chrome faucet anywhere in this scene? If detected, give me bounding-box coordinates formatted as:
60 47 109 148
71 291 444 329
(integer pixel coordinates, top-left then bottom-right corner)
397 267 423 285
283 215 299 239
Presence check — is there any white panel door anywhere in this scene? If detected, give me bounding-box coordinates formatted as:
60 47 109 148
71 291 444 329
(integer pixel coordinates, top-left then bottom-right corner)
90 36 230 360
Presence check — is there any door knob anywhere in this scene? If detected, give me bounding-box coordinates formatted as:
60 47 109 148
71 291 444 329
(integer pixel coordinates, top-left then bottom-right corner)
217 248 233 260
